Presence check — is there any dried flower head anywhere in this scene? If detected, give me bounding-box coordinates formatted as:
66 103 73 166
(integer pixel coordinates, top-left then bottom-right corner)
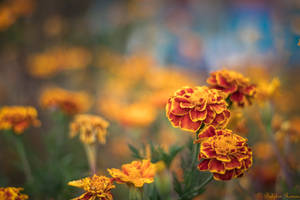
70 114 109 144
197 126 252 181
207 69 256 107
0 106 40 134
108 160 156 187
68 175 115 200
166 86 230 132
0 187 28 200
40 87 91 115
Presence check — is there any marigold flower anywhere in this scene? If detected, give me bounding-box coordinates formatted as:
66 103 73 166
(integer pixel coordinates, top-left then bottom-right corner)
0 106 41 134
166 86 230 132
0 187 28 200
70 114 109 144
108 160 156 187
207 69 256 107
68 175 115 200
40 87 91 115
197 126 252 181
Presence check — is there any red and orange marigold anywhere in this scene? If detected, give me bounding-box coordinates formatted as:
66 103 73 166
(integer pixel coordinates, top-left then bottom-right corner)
207 69 256 107
166 86 230 132
197 125 252 181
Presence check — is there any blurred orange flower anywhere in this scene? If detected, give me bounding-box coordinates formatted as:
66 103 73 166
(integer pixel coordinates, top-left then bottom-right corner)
68 174 115 200
166 86 230 132
99 100 156 127
207 69 256 107
70 114 109 144
28 46 91 78
108 160 156 187
40 87 91 115
0 187 28 200
197 126 252 181
0 106 40 134
0 0 34 31
253 141 274 161
255 77 280 103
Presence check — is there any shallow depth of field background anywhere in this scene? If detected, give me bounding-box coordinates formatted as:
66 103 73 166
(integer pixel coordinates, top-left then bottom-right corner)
0 0 300 199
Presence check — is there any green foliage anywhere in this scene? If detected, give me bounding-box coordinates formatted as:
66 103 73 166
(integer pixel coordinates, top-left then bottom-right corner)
128 143 184 169
172 138 213 200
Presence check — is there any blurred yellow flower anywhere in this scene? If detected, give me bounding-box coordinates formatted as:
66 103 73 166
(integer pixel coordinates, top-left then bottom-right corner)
40 87 91 115
28 46 91 78
0 106 40 134
255 77 280 103
108 160 156 187
0 187 28 200
70 114 109 144
68 174 115 200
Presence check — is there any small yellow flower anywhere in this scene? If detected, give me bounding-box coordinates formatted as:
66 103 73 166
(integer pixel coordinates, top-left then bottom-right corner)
108 160 156 187
0 106 40 134
0 187 28 200
68 175 115 200
70 114 109 144
39 87 91 115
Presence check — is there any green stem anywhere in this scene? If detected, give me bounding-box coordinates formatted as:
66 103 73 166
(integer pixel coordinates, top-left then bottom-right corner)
129 186 143 200
4 132 34 183
84 143 97 175
180 173 213 200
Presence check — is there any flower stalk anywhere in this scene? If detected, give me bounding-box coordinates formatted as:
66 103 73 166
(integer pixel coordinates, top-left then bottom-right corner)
84 143 97 174
129 186 143 200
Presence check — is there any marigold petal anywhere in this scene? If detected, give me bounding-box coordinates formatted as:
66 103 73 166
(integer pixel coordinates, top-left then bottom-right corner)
208 159 225 174
213 170 235 181
189 109 207 122
179 114 202 132
198 159 210 171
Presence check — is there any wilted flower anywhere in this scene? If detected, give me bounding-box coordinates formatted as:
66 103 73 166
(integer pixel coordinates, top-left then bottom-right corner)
0 187 28 200
39 87 91 115
108 160 156 187
166 86 230 132
197 126 252 181
68 174 115 200
0 106 40 134
207 69 256 107
70 114 109 144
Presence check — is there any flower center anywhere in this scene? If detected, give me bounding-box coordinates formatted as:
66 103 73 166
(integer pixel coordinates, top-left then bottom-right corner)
213 135 237 155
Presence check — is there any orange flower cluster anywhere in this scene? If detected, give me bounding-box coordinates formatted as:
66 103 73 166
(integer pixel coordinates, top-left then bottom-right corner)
99 100 157 127
0 106 40 134
68 175 115 200
28 46 91 78
166 86 230 132
0 0 34 31
70 114 109 144
207 69 256 107
0 187 28 200
197 126 252 181
39 87 91 115
108 160 156 187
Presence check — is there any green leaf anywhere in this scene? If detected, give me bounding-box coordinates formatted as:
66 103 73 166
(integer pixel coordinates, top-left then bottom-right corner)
128 144 143 159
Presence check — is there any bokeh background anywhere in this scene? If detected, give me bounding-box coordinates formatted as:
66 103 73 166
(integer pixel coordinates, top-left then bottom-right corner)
1 0 300 199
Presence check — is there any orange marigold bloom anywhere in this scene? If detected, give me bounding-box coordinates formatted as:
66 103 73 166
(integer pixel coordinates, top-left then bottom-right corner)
0 187 28 200
70 114 109 144
68 175 115 200
207 69 256 107
197 126 252 181
0 106 41 134
40 87 91 115
108 160 156 187
166 86 230 132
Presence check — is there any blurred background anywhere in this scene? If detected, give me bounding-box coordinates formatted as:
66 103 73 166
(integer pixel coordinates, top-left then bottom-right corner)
0 0 300 199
